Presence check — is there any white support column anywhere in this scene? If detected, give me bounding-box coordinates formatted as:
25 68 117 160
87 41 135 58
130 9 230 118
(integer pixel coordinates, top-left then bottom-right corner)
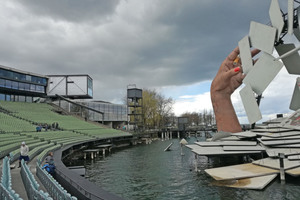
181 144 184 156
102 149 106 157
84 153 86 160
161 132 164 141
170 131 172 139
91 152 94 160
177 131 180 138
194 153 198 172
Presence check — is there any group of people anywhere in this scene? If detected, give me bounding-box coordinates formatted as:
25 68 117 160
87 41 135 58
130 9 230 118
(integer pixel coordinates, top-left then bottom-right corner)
18 141 56 176
35 122 60 132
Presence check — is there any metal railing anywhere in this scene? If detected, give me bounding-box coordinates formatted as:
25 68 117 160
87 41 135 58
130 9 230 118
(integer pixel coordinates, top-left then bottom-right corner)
36 160 77 200
20 160 52 200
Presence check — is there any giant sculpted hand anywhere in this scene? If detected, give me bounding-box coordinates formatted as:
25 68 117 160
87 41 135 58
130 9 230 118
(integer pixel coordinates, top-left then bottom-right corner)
211 47 260 133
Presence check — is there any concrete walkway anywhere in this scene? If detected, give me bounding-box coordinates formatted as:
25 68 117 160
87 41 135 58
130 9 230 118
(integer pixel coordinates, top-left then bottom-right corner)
10 161 28 200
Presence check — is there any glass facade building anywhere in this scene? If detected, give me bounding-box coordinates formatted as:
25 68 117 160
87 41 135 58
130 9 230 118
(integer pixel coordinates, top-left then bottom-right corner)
55 100 127 122
0 65 48 102
86 101 127 122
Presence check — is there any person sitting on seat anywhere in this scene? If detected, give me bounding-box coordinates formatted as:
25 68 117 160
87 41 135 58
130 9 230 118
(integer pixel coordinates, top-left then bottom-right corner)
42 152 56 177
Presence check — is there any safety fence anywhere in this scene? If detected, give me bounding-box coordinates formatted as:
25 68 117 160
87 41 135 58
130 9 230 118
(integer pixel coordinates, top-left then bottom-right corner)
0 156 22 200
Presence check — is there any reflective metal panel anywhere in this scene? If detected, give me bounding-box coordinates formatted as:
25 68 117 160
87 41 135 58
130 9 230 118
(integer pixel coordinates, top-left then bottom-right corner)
238 35 253 74
240 84 262 124
269 0 284 41
290 77 300 111
249 21 276 54
275 43 300 75
288 0 294 35
243 53 283 95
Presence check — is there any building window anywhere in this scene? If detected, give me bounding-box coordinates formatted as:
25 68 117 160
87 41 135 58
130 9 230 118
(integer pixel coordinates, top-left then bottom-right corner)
41 78 47 85
31 76 37 84
12 81 18 90
5 80 12 88
6 94 11 101
26 75 31 82
0 69 4 77
36 85 44 93
30 84 36 91
88 77 93 97
24 83 30 91
3 70 13 79
0 93 5 101
0 79 4 87
19 96 25 102
19 83 25 90
26 96 32 103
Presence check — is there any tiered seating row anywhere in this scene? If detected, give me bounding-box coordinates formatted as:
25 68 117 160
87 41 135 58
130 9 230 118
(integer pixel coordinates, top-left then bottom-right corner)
0 156 22 200
20 160 52 200
0 101 104 130
9 131 93 162
10 141 49 162
0 102 130 140
0 112 35 133
0 137 42 159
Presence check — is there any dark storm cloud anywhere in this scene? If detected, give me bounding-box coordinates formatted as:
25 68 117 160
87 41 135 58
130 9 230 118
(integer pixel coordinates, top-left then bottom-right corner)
14 0 121 23
0 0 279 102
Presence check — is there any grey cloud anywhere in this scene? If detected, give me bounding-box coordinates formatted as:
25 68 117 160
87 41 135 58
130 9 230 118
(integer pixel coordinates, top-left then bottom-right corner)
14 0 121 23
0 0 286 102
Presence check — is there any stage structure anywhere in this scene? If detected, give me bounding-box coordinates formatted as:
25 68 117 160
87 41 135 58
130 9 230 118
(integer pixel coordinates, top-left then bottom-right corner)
238 0 300 125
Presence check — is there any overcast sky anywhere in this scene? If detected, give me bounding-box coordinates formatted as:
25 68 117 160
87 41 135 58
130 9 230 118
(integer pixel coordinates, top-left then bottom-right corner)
0 0 298 123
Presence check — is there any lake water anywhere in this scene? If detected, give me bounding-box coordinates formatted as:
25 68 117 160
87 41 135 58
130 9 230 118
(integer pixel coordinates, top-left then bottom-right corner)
67 136 300 200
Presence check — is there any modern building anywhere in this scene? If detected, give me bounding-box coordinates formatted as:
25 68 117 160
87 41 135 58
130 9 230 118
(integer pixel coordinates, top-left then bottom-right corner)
0 65 48 102
54 100 127 128
47 74 93 99
0 65 128 128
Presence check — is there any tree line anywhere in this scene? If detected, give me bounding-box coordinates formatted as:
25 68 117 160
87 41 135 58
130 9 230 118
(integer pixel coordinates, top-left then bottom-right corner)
129 88 215 130
180 110 215 127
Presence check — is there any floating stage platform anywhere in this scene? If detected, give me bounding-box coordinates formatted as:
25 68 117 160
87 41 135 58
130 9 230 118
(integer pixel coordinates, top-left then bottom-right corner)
186 109 300 190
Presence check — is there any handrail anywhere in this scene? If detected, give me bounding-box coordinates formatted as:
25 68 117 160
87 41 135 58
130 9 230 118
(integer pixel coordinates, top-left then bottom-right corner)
36 162 77 200
20 160 52 200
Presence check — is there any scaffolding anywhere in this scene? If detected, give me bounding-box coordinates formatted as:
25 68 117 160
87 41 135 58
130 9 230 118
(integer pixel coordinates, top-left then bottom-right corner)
127 87 143 132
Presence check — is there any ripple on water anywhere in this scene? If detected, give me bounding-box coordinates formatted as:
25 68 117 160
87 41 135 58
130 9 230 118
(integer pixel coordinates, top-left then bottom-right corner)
75 137 300 200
